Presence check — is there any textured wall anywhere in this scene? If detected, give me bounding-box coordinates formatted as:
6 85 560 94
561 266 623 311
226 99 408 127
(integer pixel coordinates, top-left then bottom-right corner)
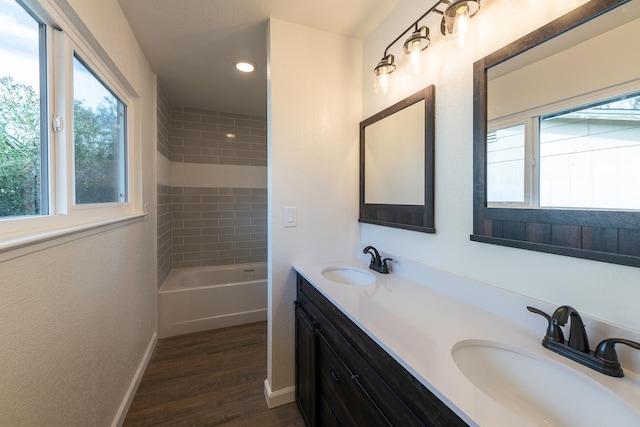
0 223 156 425
0 0 157 425
268 18 361 395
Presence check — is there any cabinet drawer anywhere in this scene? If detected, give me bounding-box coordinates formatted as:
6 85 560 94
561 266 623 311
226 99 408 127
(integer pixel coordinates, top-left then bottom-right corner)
317 333 390 427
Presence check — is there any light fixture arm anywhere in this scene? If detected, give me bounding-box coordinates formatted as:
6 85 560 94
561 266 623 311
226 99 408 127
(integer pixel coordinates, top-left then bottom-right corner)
379 0 450 58
373 0 480 94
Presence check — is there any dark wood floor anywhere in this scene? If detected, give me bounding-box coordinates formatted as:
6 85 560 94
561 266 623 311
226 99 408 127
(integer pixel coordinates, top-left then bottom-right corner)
123 322 305 426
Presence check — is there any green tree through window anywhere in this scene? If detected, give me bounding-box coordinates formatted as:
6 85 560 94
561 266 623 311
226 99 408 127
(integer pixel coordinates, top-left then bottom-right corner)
0 76 41 217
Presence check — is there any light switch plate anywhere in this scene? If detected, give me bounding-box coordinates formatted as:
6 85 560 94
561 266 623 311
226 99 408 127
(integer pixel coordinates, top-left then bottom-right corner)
284 207 297 227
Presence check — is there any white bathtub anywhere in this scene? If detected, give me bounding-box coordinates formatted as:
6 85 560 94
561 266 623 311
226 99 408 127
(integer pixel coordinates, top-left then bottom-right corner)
158 262 267 338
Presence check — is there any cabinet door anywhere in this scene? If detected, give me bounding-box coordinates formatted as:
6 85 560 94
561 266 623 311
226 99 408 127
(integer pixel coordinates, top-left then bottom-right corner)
295 305 317 427
316 333 390 427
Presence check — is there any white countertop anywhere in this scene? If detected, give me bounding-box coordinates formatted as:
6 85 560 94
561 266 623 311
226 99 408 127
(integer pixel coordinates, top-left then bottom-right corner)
293 259 640 427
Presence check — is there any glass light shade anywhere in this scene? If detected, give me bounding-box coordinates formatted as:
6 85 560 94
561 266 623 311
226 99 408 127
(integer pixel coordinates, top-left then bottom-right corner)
373 54 396 95
403 26 430 75
443 0 480 49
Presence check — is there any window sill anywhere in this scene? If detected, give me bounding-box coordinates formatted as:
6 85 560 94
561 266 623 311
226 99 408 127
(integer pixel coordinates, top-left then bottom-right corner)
0 213 147 263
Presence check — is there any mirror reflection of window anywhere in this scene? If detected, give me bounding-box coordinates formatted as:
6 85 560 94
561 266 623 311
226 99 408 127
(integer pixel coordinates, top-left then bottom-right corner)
540 93 640 210
487 124 526 204
487 92 640 210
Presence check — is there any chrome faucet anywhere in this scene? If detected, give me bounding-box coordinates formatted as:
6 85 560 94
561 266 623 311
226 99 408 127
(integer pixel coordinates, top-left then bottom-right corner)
363 246 392 274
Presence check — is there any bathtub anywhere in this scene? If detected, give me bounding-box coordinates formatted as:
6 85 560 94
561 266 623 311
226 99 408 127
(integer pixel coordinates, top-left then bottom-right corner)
158 262 267 338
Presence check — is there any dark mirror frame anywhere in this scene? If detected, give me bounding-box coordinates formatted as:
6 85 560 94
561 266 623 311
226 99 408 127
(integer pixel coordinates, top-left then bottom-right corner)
472 0 640 268
360 85 436 233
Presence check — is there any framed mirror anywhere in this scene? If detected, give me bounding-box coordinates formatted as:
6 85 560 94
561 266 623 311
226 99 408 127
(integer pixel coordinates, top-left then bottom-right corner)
472 0 640 267
360 85 435 233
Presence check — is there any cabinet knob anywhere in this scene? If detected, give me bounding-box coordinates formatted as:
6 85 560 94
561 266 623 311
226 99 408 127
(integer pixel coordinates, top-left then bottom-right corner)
330 368 340 383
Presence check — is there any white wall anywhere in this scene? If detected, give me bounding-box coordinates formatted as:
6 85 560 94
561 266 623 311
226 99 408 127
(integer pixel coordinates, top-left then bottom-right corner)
489 13 640 120
267 18 361 395
0 0 157 425
361 0 640 332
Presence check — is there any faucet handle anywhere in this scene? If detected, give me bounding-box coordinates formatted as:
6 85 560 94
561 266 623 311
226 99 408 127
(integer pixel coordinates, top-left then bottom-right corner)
595 338 640 363
527 306 565 343
380 258 393 273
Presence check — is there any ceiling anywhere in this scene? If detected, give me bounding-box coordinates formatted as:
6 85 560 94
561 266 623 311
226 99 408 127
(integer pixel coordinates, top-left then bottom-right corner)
118 0 401 117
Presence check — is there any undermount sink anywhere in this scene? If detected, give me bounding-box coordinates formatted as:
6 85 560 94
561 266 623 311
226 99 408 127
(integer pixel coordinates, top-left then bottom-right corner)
452 340 640 426
321 267 376 285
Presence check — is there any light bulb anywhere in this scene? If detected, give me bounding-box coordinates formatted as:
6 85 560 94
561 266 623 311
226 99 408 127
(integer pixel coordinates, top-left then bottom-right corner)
452 5 471 49
442 0 480 50
374 71 393 95
407 45 422 74
402 26 430 75
373 54 396 95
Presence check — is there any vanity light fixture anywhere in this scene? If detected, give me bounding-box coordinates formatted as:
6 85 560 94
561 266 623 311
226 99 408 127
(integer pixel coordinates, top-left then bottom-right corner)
441 0 481 49
373 0 481 93
235 60 255 73
403 25 431 75
373 53 396 95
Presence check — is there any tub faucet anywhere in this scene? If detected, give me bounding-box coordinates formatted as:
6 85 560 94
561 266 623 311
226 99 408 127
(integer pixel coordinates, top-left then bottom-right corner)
363 246 392 274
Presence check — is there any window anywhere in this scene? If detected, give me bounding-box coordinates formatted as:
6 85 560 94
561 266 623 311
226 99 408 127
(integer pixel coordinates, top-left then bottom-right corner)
0 0 138 244
0 0 47 218
487 124 526 204
488 90 640 211
73 54 127 205
539 93 640 210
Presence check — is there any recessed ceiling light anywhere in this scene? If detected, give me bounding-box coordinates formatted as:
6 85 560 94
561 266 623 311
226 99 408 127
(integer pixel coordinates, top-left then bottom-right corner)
235 60 256 73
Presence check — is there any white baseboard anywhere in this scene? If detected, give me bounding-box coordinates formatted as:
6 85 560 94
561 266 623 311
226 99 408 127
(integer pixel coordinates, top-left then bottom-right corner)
111 332 157 427
263 379 296 408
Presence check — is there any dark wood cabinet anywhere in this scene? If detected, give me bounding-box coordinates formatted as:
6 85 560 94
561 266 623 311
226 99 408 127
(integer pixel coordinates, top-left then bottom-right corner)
295 305 317 427
295 273 468 427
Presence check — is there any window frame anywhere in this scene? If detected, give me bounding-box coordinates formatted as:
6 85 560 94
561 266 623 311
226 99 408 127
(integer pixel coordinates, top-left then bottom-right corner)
0 0 143 251
472 0 640 268
70 51 129 207
488 82 640 211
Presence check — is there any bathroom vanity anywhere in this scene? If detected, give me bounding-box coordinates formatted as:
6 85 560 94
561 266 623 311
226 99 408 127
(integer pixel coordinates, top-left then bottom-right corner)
295 273 466 426
293 260 640 427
